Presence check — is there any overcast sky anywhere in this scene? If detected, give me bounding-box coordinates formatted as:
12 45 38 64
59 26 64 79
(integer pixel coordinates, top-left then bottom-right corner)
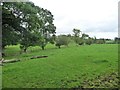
30 0 119 39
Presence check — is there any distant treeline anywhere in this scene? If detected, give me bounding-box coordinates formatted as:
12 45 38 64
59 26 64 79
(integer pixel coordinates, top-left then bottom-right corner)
54 29 119 48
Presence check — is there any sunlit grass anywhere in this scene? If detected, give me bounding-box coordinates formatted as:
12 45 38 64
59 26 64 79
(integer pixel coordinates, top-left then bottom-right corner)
2 44 118 88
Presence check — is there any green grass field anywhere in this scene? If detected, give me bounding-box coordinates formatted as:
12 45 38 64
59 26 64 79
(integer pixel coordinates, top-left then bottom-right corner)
2 44 118 88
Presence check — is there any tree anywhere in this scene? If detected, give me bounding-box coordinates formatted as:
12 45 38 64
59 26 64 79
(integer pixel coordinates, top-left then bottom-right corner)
114 37 120 44
96 39 105 44
38 8 56 50
93 36 97 44
55 35 70 48
73 28 81 37
82 33 89 40
73 28 82 45
2 2 39 51
2 2 56 52
2 2 22 49
49 34 56 44
85 38 93 45
78 38 84 45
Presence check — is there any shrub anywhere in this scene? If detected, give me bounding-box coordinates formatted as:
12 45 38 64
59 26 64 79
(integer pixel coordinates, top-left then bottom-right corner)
85 39 93 45
78 39 84 45
55 35 70 48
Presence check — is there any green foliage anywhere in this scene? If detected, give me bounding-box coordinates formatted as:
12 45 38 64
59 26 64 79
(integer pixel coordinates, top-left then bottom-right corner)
114 37 120 44
49 34 56 44
78 39 84 45
2 2 56 52
72 29 82 45
2 24 19 48
39 37 48 50
2 3 22 48
82 33 89 39
73 28 81 37
96 39 105 44
20 31 41 52
85 38 93 45
72 29 93 45
74 37 84 45
55 35 70 48
105 40 115 44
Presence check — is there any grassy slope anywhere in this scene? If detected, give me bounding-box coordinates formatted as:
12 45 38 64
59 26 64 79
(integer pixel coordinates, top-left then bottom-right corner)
2 44 118 88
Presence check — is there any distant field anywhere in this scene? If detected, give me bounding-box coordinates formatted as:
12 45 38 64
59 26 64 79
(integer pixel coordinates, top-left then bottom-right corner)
2 44 118 88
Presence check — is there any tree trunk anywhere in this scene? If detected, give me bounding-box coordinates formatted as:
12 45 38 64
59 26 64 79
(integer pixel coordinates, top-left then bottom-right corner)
58 45 60 49
2 45 5 50
42 46 44 50
2 52 5 57
3 59 20 63
24 48 27 52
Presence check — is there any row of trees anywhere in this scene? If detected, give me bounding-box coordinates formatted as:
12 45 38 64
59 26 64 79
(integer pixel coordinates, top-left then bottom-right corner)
54 29 120 48
2 2 56 53
54 29 101 48
72 28 106 45
72 29 120 45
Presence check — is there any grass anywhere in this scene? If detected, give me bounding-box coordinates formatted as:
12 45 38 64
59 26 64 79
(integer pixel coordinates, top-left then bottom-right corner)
2 44 118 88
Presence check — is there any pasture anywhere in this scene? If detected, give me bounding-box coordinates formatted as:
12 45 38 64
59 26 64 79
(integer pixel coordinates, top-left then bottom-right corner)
2 44 118 88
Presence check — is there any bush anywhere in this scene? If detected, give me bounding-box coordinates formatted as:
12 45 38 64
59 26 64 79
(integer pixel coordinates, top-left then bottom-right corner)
55 35 70 48
105 40 115 44
85 39 93 45
78 39 84 45
96 39 105 44
74 37 84 45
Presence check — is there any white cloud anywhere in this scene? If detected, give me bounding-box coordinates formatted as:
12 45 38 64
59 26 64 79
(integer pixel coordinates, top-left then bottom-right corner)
30 0 119 39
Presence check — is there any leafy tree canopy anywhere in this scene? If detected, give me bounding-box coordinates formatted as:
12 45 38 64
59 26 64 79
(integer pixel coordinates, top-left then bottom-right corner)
2 2 56 52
